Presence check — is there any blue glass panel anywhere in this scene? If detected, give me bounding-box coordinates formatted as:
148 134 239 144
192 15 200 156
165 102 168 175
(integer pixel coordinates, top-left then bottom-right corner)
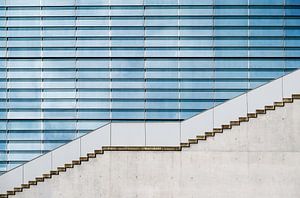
1 0 300 174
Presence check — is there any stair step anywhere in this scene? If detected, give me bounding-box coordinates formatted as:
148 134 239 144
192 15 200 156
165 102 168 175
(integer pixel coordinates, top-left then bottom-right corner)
0 194 8 198
35 177 44 182
213 128 223 133
180 143 190 148
196 135 206 140
118 147 169 152
102 146 180 151
247 113 257 118
274 102 284 107
95 150 104 154
64 164 74 169
21 184 30 189
283 98 293 103
50 170 59 175
205 132 215 137
239 117 249 122
87 153 96 158
28 181 37 185
43 174 51 179
57 167 66 172
72 160 81 165
6 191 15 195
265 105 275 110
230 121 240 126
188 139 198 144
80 157 89 162
292 94 300 99
256 109 266 114
222 125 231 129
13 188 22 192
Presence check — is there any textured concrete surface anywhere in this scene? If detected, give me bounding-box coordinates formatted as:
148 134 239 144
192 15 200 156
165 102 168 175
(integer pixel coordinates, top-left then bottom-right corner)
15 100 300 198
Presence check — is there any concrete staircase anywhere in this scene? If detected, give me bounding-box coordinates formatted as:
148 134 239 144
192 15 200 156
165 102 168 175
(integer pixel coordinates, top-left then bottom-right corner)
180 96 298 148
0 94 299 197
0 70 300 198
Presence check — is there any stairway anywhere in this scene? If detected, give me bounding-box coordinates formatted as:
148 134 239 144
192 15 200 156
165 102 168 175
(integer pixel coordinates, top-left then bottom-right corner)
0 97 300 197
0 69 300 198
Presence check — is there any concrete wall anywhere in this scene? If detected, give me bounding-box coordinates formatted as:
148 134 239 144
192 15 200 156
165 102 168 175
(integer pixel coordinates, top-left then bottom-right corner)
15 100 300 198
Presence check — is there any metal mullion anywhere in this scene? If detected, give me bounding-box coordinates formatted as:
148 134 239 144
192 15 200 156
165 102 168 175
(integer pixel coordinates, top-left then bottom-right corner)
74 0 79 138
1 4 199 8
177 0 181 121
177 0 182 142
212 0 215 128
4 0 8 172
283 0 286 75
109 0 112 146
246 0 250 114
283 0 286 99
10 14 296 18
40 0 44 156
143 0 146 136
3 56 299 59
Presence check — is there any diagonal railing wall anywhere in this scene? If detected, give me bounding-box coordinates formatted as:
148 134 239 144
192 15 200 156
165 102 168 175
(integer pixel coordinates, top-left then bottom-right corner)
0 69 300 194
181 69 300 142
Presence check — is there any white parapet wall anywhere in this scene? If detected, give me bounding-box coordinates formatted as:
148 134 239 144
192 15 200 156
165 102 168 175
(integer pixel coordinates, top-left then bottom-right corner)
180 69 300 143
0 69 300 194
12 98 300 198
0 122 181 194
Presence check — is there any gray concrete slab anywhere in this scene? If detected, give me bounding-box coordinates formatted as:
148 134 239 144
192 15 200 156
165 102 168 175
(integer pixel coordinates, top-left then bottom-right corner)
15 100 300 198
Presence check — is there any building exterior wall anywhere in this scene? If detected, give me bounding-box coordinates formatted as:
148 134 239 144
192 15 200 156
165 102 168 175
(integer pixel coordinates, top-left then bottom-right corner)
0 0 300 173
13 99 300 198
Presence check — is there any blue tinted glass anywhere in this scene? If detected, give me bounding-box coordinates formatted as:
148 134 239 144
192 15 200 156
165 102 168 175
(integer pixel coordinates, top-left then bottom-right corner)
1 1 300 174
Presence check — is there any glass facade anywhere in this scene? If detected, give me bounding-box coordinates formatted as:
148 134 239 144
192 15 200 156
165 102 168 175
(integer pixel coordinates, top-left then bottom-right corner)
0 0 300 173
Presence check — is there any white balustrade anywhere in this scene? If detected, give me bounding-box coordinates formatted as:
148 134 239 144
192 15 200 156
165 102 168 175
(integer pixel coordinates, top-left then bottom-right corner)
51 139 81 169
0 166 23 193
283 69 300 98
248 77 283 113
214 94 248 128
80 124 111 155
146 122 180 146
181 109 213 143
111 122 145 146
23 153 52 183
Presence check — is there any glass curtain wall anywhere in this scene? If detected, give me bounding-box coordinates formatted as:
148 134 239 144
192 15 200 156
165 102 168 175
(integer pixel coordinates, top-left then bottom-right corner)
0 0 300 173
